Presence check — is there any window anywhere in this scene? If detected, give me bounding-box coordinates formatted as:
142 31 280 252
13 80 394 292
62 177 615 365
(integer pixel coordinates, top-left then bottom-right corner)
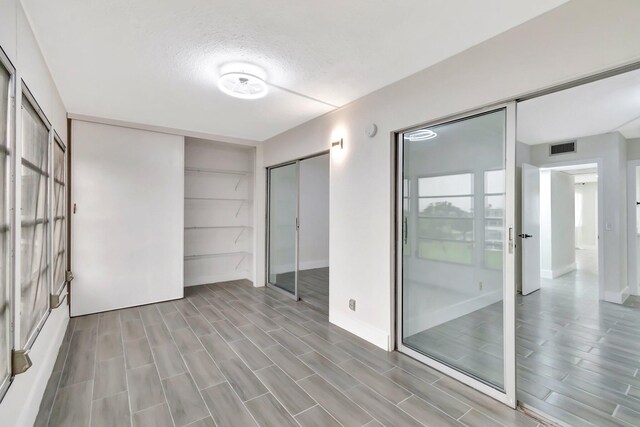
417 173 474 264
20 92 50 348
484 169 505 269
0 55 12 400
52 137 66 296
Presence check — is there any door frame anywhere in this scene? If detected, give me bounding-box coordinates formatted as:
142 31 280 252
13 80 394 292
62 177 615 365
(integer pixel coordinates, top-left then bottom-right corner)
627 159 640 296
265 160 301 300
394 101 518 408
536 158 604 300
265 150 331 301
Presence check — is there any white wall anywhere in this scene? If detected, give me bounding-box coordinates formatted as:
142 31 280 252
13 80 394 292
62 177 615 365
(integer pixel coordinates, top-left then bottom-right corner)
0 1 69 425
299 154 330 270
575 181 598 250
260 0 640 350
531 132 627 303
71 120 184 315
540 170 576 278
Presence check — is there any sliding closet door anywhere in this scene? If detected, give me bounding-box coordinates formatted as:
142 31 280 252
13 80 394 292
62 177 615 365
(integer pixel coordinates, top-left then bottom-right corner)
20 93 50 348
398 104 516 406
267 162 299 298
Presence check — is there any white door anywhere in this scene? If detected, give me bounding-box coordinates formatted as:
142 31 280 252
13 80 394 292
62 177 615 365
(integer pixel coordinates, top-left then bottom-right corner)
521 163 540 295
71 121 184 316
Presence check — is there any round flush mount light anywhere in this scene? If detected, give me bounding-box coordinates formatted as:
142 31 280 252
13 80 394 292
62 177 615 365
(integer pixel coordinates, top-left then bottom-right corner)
218 72 268 99
405 129 438 141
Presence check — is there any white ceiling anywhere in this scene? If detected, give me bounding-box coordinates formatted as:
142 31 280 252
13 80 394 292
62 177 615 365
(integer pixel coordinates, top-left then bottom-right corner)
518 67 640 145
22 0 566 141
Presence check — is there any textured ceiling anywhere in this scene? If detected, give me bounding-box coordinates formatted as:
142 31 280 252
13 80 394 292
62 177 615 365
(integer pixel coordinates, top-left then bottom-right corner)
519 67 640 145
23 0 566 141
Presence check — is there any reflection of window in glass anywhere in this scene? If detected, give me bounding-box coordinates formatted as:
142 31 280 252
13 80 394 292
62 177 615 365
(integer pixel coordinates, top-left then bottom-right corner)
417 173 473 264
484 170 504 269
20 95 50 348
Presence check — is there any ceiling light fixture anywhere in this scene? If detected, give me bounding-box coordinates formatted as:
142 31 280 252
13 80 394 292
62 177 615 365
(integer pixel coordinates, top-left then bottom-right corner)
218 72 268 99
405 129 438 141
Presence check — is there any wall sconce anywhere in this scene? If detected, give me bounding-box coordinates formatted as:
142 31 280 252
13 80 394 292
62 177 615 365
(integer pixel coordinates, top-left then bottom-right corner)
331 138 343 149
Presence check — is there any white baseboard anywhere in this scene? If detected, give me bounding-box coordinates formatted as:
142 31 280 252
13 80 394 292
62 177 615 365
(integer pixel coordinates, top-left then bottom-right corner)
299 260 329 270
329 311 390 351
184 271 252 287
541 262 576 279
0 308 69 427
403 289 503 336
605 286 629 304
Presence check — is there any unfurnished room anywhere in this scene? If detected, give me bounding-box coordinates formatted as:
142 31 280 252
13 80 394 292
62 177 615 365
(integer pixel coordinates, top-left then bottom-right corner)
1 1 640 427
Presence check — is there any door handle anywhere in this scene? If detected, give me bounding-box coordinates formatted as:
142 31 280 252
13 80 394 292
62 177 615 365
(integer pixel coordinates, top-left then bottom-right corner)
518 233 533 239
403 217 408 244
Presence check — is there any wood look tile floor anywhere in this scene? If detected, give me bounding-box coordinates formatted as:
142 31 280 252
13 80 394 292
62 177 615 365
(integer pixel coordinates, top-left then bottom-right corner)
406 250 640 427
35 279 541 427
274 267 330 315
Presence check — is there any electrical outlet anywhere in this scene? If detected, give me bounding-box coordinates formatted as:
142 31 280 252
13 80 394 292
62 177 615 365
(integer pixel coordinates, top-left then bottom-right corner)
479 281 483 291
349 299 356 311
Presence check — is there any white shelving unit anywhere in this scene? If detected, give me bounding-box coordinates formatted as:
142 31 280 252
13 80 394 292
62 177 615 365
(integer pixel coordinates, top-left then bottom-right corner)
184 138 255 286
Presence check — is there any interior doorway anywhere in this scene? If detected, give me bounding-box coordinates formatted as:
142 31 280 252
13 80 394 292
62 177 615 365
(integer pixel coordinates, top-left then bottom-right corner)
515 66 640 426
521 163 600 299
266 152 330 314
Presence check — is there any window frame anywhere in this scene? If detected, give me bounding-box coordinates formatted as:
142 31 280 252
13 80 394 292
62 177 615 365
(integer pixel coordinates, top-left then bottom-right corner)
19 82 52 351
51 132 66 297
0 46 15 403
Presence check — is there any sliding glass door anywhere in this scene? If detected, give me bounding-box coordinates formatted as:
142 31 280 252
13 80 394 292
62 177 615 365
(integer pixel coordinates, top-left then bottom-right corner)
267 162 299 298
397 105 516 406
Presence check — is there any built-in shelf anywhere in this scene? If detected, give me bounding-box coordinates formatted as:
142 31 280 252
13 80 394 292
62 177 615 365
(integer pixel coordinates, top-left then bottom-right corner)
184 225 253 230
185 167 251 176
184 138 255 285
184 251 251 270
184 251 250 260
185 197 250 201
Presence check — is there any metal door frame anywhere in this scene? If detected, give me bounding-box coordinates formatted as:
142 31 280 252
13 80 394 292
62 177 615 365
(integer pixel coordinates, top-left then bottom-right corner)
266 160 300 300
395 102 517 408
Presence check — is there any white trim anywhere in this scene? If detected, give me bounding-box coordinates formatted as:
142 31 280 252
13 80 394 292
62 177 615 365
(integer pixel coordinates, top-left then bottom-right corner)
67 112 259 147
330 310 390 351
540 263 576 279
626 159 640 296
604 286 629 305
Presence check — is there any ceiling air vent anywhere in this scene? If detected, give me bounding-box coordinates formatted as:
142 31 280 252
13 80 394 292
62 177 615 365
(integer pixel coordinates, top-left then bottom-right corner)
549 141 576 156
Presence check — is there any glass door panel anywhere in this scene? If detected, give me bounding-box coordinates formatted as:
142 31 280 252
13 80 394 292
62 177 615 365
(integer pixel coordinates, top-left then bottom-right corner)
399 107 515 403
267 163 298 297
